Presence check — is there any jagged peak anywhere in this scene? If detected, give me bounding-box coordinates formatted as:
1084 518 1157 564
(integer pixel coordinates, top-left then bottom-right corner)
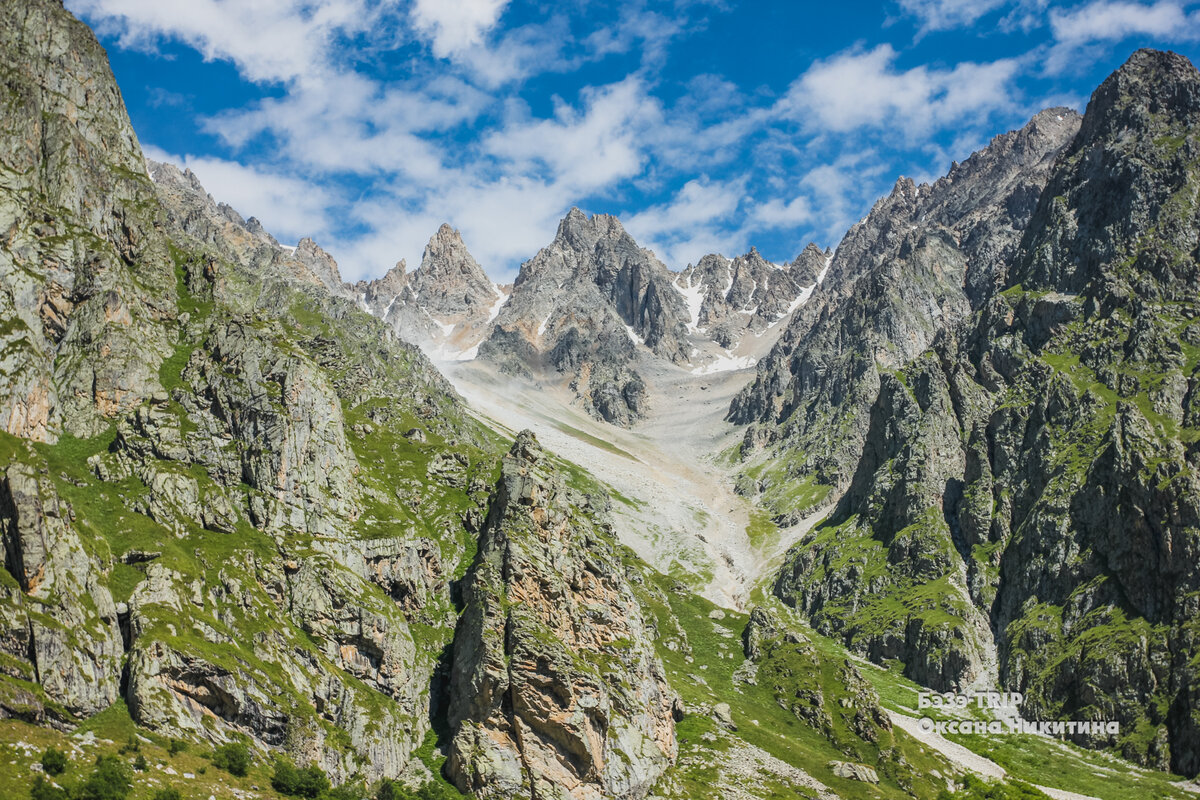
795 242 826 260
1078 48 1200 146
555 207 626 242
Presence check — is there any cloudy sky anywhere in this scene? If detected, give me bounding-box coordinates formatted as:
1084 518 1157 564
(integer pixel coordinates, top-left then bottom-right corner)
69 0 1200 282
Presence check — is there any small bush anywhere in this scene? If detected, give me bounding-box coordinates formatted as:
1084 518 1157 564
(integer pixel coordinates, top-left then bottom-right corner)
152 789 183 800
118 735 140 755
211 741 251 777
132 754 149 772
272 758 331 798
324 782 367 800
167 738 187 757
29 775 69 800
375 778 462 800
75 754 133 800
40 747 68 776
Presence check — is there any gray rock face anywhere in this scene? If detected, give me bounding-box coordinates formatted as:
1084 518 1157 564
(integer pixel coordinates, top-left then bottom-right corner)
769 50 1200 775
447 431 679 799
478 209 691 425
148 161 357 301
0 0 177 442
675 245 826 349
730 107 1082 510
0 453 122 718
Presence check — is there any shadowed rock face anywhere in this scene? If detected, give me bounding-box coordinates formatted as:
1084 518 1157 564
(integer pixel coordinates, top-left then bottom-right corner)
728 106 1082 516
765 49 1200 774
448 431 679 800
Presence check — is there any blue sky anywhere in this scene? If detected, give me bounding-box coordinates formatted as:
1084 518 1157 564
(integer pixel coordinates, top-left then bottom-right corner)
68 0 1200 282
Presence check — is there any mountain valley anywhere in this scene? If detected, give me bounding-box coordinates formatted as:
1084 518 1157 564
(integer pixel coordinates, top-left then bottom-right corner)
1 3 1200 800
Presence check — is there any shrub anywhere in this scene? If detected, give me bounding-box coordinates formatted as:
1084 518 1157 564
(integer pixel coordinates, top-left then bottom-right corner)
167 738 187 757
132 754 149 772
325 782 368 800
75 754 133 800
272 758 301 794
211 741 251 777
271 757 331 798
40 747 68 776
375 778 462 800
152 789 182 800
29 776 69 800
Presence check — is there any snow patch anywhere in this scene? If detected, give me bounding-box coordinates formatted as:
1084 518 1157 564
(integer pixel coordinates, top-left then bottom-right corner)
817 255 833 285
487 285 507 323
690 352 756 375
675 274 707 334
624 324 645 346
537 315 551 337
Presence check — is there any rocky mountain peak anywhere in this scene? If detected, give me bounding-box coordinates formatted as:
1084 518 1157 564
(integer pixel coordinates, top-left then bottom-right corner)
448 428 678 798
790 243 829 285
1080 49 1200 144
414 224 494 301
293 237 345 293
1014 48 1200 296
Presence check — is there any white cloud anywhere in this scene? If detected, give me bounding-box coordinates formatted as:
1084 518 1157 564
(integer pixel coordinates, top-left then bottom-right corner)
1051 0 1198 43
485 79 661 192
778 45 1020 139
623 178 748 267
411 0 510 58
897 0 1010 31
1045 1 1200 72
895 0 1049 33
143 145 334 245
752 196 813 228
67 0 393 84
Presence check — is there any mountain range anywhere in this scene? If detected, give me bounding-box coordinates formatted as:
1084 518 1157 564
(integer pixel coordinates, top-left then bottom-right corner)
1 2 1199 800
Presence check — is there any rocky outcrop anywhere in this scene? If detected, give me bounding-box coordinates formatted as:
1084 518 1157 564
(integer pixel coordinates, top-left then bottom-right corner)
478 210 690 425
448 432 679 799
0 0 177 441
358 224 505 359
148 161 358 302
0 451 123 718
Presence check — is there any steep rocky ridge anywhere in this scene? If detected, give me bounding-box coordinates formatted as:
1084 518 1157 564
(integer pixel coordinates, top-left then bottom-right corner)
729 107 1082 524
675 244 827 350
0 0 178 443
770 50 1200 775
447 431 679 800
148 160 356 301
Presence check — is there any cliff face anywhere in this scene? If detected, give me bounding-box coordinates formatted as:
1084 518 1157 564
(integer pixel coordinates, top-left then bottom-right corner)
768 50 1200 774
447 432 679 800
675 245 826 350
358 224 506 360
0 0 178 443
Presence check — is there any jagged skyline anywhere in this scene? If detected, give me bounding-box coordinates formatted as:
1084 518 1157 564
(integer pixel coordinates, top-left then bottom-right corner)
67 0 1200 281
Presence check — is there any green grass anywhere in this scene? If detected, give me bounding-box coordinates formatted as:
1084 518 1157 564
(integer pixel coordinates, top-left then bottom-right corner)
635 570 955 800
